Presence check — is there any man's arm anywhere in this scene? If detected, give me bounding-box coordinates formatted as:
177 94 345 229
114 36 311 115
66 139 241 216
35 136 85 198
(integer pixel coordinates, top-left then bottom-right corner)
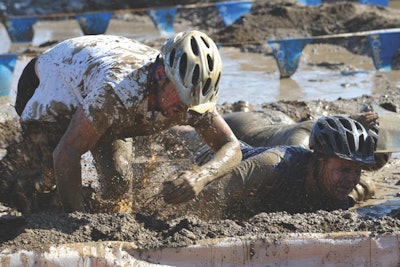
162 110 242 204
53 105 101 212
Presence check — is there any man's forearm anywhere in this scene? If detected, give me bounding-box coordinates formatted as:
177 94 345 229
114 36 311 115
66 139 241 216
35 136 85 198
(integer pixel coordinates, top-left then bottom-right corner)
54 151 84 212
199 140 242 186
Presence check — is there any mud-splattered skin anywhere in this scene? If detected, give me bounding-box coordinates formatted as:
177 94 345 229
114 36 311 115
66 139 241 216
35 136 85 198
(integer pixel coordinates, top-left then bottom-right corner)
16 35 242 212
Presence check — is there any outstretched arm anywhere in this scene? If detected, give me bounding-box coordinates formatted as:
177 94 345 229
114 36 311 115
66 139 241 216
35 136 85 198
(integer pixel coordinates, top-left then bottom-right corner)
349 112 378 130
162 111 242 204
53 105 101 212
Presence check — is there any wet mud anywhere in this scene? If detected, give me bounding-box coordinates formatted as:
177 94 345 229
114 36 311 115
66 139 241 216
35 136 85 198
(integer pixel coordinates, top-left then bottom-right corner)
1 0 400 255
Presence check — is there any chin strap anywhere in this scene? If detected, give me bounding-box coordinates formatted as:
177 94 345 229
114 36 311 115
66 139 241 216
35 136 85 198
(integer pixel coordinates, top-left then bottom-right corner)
149 55 165 121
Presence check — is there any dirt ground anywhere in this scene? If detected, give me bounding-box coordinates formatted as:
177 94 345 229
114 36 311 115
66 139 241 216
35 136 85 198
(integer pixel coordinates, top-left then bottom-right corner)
1 0 400 255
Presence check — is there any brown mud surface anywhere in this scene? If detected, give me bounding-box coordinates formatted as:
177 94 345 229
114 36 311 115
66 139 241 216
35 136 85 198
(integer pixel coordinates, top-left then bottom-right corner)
2 0 400 254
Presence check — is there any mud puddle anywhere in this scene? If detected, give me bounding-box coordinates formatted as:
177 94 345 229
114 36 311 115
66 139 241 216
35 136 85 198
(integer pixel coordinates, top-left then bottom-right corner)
218 44 400 105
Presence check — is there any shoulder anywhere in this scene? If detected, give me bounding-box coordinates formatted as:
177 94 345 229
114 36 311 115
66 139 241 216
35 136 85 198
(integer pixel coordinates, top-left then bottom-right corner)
280 146 312 162
241 146 312 166
52 35 148 49
40 35 159 61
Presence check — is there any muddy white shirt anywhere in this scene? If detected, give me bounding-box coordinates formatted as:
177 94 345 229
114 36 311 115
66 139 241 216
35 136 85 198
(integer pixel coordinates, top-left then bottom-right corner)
20 35 165 135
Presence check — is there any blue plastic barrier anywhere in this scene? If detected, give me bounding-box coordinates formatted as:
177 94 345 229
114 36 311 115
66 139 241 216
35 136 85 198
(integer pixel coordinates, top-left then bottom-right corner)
268 38 313 78
215 1 252 26
359 0 389 7
297 0 322 6
5 17 37 42
76 12 113 35
147 8 177 36
269 29 400 78
0 53 17 97
368 30 400 71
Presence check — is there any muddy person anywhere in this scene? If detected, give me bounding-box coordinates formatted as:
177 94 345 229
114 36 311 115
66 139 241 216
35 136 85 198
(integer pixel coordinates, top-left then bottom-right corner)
223 110 389 170
185 115 376 219
13 30 242 212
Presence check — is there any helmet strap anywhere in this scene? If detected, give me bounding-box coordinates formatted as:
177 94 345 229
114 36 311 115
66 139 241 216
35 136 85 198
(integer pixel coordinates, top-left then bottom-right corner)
148 55 165 120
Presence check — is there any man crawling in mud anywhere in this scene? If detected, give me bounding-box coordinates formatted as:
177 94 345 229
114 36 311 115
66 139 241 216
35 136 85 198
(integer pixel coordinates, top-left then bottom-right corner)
5 31 242 213
176 115 378 220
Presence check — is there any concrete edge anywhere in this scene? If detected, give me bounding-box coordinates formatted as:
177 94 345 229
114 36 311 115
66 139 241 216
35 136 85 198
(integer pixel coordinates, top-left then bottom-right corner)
1 231 399 266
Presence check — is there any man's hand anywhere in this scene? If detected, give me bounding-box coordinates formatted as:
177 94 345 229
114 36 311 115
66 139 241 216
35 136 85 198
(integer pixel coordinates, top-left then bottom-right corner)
351 112 378 130
162 171 204 204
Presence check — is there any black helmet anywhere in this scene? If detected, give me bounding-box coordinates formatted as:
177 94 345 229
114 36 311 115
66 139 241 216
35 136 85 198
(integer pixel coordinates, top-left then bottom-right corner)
310 116 375 164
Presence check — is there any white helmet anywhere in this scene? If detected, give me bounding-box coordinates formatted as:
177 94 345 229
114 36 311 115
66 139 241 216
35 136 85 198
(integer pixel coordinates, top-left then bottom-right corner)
161 30 222 114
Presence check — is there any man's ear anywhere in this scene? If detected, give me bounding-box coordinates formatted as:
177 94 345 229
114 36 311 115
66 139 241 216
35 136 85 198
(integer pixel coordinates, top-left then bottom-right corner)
154 64 166 81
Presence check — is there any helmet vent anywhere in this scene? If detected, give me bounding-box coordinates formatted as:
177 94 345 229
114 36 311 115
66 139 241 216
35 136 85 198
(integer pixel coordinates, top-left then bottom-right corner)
326 118 335 129
215 72 221 89
207 55 214 71
201 36 210 48
332 132 340 150
340 118 351 131
346 132 356 151
179 53 188 81
169 48 176 67
191 37 200 56
192 64 200 85
202 78 212 96
359 136 366 152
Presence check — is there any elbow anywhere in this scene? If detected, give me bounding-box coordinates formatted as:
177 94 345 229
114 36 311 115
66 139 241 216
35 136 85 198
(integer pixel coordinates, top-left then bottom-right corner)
230 139 242 166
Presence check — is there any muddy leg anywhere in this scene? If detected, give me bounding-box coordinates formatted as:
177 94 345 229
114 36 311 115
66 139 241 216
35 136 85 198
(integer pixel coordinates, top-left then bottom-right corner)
22 121 62 211
19 122 57 193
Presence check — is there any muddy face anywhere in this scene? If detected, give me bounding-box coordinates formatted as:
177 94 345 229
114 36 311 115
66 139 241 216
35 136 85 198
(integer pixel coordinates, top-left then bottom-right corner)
320 158 362 200
157 82 187 118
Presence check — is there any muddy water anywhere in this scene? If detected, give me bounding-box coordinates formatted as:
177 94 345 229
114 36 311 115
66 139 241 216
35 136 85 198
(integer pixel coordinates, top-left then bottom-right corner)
2 19 400 106
218 45 400 106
